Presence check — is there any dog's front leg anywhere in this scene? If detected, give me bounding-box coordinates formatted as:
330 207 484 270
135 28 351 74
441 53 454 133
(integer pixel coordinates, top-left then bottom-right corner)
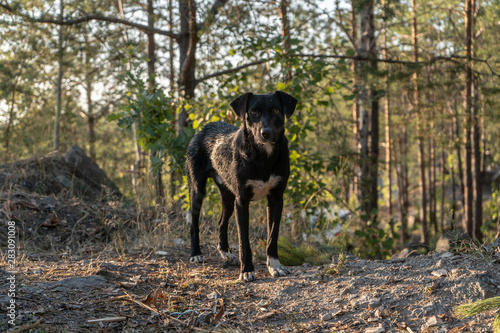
235 198 255 281
266 194 290 277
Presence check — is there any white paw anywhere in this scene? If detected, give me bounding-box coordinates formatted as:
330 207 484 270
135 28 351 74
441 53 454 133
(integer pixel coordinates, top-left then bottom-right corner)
239 271 256 282
218 248 237 261
267 257 290 277
190 255 204 263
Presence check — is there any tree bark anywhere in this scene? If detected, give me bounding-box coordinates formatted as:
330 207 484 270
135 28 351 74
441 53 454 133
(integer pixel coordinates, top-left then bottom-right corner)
279 0 292 83
411 0 428 245
463 0 474 237
382 0 393 228
147 0 165 205
470 0 482 241
3 60 24 157
350 0 359 199
357 0 378 222
53 0 64 151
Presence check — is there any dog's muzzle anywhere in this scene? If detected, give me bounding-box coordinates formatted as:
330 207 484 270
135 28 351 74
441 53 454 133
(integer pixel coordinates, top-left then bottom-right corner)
260 128 273 142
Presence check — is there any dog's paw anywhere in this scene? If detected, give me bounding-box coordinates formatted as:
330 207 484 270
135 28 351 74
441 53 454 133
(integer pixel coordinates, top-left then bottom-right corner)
267 257 290 277
189 255 205 263
218 249 237 262
239 271 256 282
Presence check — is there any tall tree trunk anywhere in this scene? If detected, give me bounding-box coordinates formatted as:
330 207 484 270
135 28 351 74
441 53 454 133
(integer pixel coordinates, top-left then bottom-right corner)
382 0 393 232
463 0 474 237
279 0 292 83
396 129 409 242
411 0 428 245
147 0 165 205
350 0 359 200
118 0 142 200
168 0 177 199
470 0 482 241
452 100 465 210
441 147 446 231
177 0 199 133
53 0 64 151
429 110 437 233
357 0 378 222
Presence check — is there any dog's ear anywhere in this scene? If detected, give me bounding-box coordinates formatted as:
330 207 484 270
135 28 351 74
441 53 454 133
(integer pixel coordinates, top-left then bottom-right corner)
274 91 297 119
230 93 254 119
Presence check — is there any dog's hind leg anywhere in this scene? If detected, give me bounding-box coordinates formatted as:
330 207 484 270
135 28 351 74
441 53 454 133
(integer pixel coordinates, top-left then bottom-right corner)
216 186 237 262
188 177 207 263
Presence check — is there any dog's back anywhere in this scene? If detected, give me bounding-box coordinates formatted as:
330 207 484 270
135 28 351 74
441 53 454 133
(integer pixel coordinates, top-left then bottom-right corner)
186 121 237 181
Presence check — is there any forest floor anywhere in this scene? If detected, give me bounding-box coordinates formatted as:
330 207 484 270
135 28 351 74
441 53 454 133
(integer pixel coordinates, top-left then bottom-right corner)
1 148 500 333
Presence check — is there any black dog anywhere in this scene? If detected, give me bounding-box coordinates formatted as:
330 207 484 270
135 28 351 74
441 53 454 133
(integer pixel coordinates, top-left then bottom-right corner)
185 91 297 281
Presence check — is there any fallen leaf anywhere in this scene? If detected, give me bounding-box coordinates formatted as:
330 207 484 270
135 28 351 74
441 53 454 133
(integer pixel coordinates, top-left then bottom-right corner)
255 310 278 320
214 304 225 324
143 288 166 308
118 281 137 288
2 200 16 215
40 214 62 227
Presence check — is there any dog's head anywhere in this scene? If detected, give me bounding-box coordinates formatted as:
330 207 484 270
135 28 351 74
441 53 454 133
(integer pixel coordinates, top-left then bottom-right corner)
230 91 297 145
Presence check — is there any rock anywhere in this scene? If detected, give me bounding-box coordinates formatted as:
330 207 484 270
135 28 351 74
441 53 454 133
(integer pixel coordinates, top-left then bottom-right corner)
174 238 186 246
431 269 448 277
155 251 168 256
64 145 121 197
353 295 381 308
420 315 443 331
483 237 500 253
440 252 454 259
365 325 385 333
42 275 107 291
320 313 333 321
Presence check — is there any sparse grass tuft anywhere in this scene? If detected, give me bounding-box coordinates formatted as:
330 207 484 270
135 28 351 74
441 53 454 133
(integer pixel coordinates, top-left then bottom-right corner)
275 237 333 266
322 252 347 276
455 296 500 333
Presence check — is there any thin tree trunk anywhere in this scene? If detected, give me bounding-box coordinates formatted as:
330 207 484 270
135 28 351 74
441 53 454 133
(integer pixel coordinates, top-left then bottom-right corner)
53 0 64 151
396 130 409 242
118 0 142 200
470 0 482 242
463 0 473 237
279 0 292 83
411 0 428 245
441 147 446 231
147 0 164 205
350 1 359 200
429 113 437 233
168 0 177 199
357 0 377 222
177 0 198 133
3 60 24 157
452 100 465 210
382 0 393 231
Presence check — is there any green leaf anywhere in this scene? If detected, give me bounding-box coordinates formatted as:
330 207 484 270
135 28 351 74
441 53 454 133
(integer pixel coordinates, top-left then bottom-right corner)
277 82 286 90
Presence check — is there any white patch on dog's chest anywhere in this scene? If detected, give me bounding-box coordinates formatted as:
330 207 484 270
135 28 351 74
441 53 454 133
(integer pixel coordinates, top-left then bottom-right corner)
246 175 282 201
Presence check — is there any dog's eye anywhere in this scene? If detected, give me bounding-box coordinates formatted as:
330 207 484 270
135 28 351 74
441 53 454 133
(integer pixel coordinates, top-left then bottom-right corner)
250 110 259 116
273 109 281 114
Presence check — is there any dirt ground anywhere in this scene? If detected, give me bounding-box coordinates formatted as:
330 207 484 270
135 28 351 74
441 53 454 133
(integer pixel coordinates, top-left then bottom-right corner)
1 244 500 333
1 148 500 332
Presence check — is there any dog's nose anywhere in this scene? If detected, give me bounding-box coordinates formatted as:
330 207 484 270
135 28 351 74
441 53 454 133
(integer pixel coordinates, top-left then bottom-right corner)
261 128 272 140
